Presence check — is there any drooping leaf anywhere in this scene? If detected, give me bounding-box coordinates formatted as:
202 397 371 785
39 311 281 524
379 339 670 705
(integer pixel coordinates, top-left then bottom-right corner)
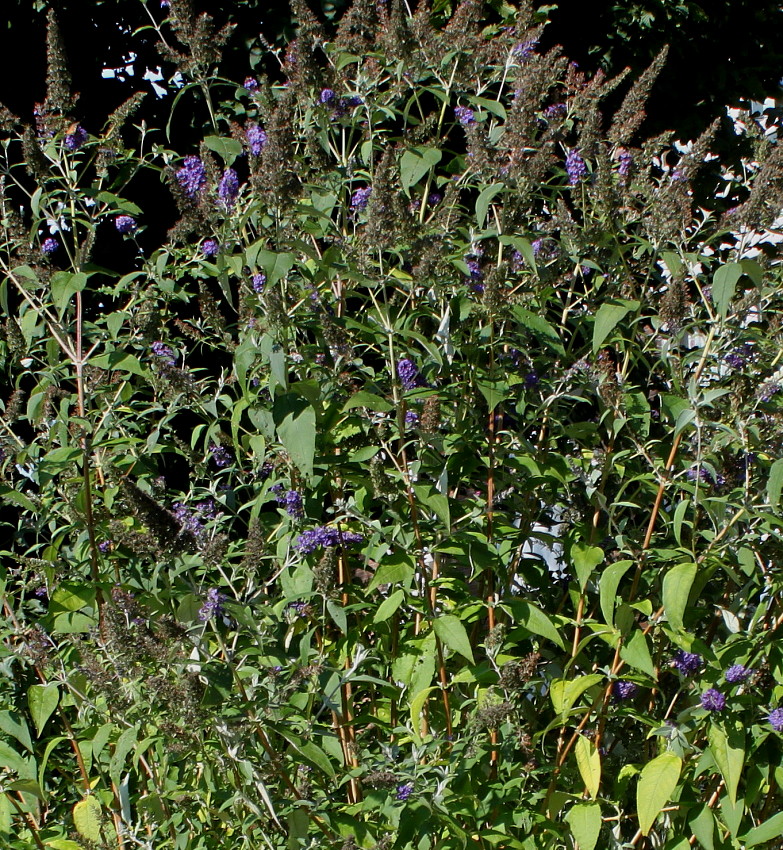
592 300 638 352
637 751 682 835
28 684 59 737
433 615 474 663
767 458 783 513
574 735 601 798
73 796 102 843
565 802 602 850
712 263 743 317
571 543 604 591
662 562 697 632
708 722 744 806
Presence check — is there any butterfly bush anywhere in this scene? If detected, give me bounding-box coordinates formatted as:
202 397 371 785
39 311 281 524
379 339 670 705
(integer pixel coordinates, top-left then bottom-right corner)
2 4 783 850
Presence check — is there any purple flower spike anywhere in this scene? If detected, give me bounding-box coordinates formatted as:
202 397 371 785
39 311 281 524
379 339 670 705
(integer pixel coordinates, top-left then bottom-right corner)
41 237 60 255
671 650 703 676
151 341 176 365
566 148 587 185
115 215 137 234
700 688 726 712
296 526 364 554
64 125 87 151
618 150 633 178
351 186 372 211
768 708 783 731
396 783 414 801
176 155 206 198
209 443 232 468
243 77 259 91
218 168 240 208
319 88 336 104
252 273 266 293
397 358 420 391
724 664 752 684
202 239 219 258
405 410 419 426
613 680 639 702
198 587 226 622
454 105 476 125
246 123 267 156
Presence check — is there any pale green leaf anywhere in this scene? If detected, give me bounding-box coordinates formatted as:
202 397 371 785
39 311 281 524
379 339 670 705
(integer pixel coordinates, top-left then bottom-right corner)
712 263 743 317
708 722 744 806
572 543 604 591
637 751 682 835
565 802 602 850
767 458 783 513
574 736 601 798
593 300 638 352
433 615 474 663
73 796 102 842
28 684 59 737
599 560 634 627
662 562 697 632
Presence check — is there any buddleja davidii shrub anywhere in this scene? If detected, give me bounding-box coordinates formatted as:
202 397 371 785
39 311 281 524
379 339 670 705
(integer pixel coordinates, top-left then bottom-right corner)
3 3 783 849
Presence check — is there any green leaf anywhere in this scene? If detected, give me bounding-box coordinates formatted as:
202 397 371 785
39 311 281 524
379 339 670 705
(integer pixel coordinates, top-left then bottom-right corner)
712 262 743 317
620 629 656 678
109 726 137 790
413 484 450 528
73 796 102 843
687 804 715 850
476 379 509 411
342 391 393 412
742 810 783 846
550 674 603 717
409 686 438 743
0 485 37 512
0 711 33 752
511 305 564 354
433 615 474 663
599 560 634 627
89 351 146 377
708 721 744 806
50 271 88 316
0 794 10 834
662 562 697 632
574 735 601 798
475 182 504 228
507 599 565 649
592 300 638 352
673 498 690 545
637 751 682 835
373 589 405 623
28 684 59 736
42 841 83 850
203 135 243 165
565 802 602 850
572 543 604 591
246 244 296 284
326 600 347 634
400 146 442 191
767 458 783 513
367 556 415 592
275 396 316 478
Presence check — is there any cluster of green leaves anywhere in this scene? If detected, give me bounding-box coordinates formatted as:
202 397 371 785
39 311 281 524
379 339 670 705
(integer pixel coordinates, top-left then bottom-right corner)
2 2 783 849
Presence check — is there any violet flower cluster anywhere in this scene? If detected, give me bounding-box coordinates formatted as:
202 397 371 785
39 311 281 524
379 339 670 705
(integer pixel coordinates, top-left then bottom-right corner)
115 215 137 234
41 237 59 255
454 105 476 125
246 123 267 156
724 664 752 684
209 443 232 469
151 341 176 365
198 588 226 622
252 273 266 293
566 148 587 185
218 168 239 208
64 125 87 151
351 186 372 211
296 526 364 554
700 688 726 712
176 155 206 198
671 650 703 676
397 358 420 391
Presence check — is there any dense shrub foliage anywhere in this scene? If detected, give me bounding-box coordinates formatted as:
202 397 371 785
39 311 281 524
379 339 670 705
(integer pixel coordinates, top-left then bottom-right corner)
2 2 783 849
